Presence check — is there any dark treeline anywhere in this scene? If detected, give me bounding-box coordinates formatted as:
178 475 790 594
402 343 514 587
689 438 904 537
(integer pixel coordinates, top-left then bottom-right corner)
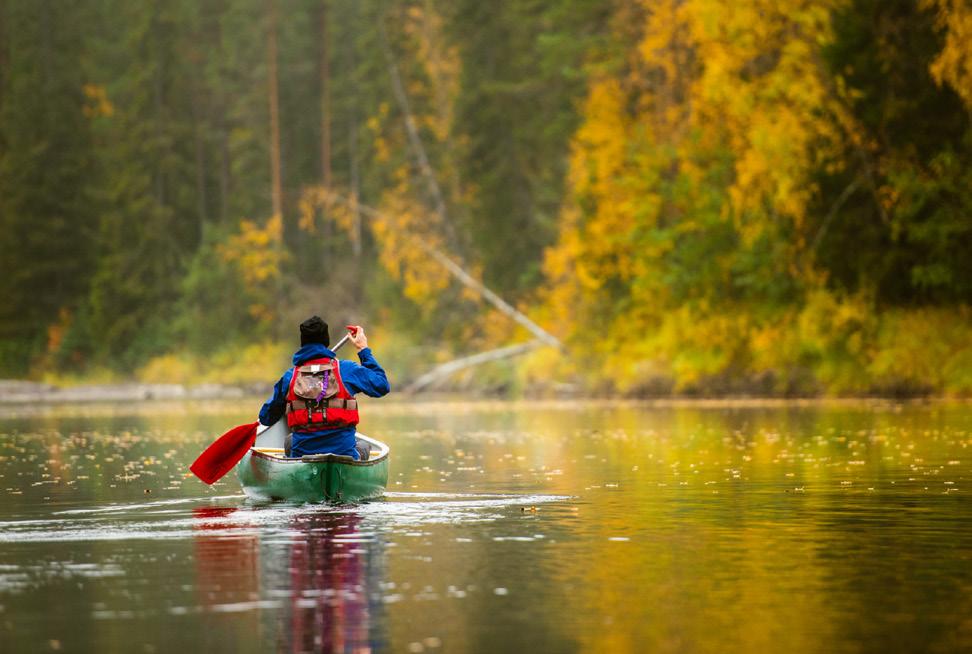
0 0 602 377
0 0 969 395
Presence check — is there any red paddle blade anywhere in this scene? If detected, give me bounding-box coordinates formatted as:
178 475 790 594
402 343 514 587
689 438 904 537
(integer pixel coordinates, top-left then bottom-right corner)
189 422 259 485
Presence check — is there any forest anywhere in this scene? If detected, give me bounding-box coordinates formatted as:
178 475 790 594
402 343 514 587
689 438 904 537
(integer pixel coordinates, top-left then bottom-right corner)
0 0 969 396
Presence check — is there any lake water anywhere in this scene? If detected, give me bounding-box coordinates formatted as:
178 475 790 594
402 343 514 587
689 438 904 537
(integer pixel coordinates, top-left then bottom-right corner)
0 400 969 653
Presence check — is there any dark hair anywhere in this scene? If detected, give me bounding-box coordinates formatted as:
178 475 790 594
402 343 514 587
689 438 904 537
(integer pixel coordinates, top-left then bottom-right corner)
299 316 330 346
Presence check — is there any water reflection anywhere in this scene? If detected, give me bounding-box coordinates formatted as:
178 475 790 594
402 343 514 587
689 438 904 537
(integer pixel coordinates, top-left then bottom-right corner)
192 506 260 611
191 506 386 653
2 402 970 653
281 511 385 653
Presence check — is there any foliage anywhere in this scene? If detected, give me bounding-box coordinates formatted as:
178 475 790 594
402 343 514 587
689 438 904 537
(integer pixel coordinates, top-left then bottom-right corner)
924 0 972 108
540 0 972 396
0 0 969 396
0 0 100 374
216 214 286 327
137 340 289 386
445 0 612 294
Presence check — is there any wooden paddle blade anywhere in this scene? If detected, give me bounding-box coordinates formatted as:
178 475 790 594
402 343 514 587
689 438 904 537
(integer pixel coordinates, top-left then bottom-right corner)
190 422 259 485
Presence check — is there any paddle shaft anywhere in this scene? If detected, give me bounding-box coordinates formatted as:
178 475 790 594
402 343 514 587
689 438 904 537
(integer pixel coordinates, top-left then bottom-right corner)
330 325 358 353
331 332 351 352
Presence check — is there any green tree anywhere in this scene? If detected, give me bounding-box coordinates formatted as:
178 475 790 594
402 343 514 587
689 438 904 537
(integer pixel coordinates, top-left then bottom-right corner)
447 0 611 295
83 0 209 364
818 0 972 303
0 0 99 374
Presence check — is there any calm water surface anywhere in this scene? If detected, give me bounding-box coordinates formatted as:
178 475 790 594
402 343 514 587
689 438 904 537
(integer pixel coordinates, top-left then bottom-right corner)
0 400 969 653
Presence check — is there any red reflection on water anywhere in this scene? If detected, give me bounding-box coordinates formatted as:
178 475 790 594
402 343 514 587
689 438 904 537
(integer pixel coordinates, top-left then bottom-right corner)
286 511 380 653
193 506 240 523
192 506 260 610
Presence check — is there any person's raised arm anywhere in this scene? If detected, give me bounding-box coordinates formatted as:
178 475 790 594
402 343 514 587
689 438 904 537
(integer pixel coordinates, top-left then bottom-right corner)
341 326 390 397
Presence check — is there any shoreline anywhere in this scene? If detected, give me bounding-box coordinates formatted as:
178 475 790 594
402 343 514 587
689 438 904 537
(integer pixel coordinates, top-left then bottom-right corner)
0 379 966 408
0 380 264 405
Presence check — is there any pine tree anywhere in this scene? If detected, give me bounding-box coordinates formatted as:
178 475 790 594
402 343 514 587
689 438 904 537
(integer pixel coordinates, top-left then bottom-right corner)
446 0 610 295
0 0 99 373
83 0 210 363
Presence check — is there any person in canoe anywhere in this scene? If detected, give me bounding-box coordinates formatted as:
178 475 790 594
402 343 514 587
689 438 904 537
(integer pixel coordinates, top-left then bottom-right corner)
259 316 390 459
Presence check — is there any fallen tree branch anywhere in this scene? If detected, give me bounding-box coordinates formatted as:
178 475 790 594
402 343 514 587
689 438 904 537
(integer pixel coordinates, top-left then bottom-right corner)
404 340 543 393
324 190 563 349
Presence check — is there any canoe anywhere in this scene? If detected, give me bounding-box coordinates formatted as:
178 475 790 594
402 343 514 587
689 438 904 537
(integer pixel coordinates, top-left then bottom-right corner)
235 420 389 503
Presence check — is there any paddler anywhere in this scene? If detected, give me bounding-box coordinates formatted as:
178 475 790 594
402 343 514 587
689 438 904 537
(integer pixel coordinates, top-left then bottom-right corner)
259 316 390 459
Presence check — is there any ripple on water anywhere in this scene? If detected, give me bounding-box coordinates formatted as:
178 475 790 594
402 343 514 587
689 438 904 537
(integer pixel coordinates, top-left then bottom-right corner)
0 561 126 594
0 492 572 543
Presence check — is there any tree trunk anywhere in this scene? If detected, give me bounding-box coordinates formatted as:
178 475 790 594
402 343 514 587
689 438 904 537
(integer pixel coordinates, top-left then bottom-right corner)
347 10 361 257
0 2 6 116
319 0 331 191
151 7 166 207
348 121 361 257
266 0 282 219
191 84 208 241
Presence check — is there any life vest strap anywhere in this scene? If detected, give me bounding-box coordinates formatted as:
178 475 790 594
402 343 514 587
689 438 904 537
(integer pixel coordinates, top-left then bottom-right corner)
296 362 337 374
288 398 358 412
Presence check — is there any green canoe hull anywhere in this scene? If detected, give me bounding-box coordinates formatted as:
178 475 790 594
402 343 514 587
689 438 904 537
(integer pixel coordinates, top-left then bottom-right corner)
236 434 389 503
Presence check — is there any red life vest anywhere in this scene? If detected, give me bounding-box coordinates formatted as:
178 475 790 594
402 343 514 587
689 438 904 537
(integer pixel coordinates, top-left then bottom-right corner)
285 357 359 432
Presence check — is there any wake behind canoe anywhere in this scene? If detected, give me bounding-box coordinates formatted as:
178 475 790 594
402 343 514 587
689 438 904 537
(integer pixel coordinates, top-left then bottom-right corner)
236 433 390 503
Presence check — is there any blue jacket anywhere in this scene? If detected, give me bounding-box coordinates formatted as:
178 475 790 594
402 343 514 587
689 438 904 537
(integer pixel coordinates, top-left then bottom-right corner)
259 343 390 459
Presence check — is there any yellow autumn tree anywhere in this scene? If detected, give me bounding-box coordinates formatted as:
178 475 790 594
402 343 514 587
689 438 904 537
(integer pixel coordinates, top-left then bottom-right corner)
540 0 861 392
924 0 972 108
217 214 286 328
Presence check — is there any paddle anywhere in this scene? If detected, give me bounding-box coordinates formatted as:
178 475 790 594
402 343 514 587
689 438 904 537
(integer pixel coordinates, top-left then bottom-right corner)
189 326 359 484
189 421 260 484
